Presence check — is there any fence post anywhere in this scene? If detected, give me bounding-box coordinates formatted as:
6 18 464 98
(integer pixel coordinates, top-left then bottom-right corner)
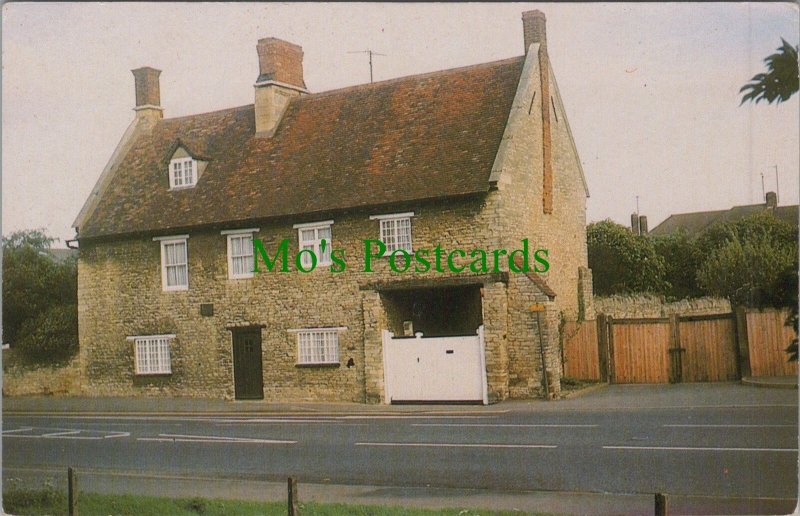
606 316 615 383
655 492 668 516
734 306 752 378
596 314 609 382
68 467 77 516
288 476 298 515
668 314 682 383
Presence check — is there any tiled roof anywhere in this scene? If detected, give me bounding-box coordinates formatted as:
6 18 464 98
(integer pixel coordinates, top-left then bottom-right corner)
79 56 525 239
649 204 799 237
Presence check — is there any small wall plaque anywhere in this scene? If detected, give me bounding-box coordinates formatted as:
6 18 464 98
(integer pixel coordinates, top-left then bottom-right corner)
200 303 214 316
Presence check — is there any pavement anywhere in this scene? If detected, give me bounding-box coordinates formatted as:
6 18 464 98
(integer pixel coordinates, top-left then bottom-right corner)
4 380 797 415
741 375 798 389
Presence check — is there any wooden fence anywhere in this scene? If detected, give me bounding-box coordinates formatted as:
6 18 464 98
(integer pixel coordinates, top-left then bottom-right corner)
745 308 798 377
561 321 600 381
561 308 796 383
610 318 671 384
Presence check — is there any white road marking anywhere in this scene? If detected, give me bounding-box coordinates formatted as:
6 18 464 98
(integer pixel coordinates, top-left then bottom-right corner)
604 445 798 452
355 442 557 449
212 418 366 425
342 415 497 420
41 430 82 437
663 424 797 428
412 423 597 428
103 432 131 439
136 433 295 444
1 427 33 434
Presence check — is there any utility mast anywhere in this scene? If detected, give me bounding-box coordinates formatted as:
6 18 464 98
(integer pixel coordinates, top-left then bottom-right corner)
347 49 386 83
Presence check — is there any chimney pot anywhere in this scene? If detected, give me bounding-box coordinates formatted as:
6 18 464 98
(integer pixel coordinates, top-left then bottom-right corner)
766 191 778 208
639 215 648 235
631 213 640 235
522 10 547 53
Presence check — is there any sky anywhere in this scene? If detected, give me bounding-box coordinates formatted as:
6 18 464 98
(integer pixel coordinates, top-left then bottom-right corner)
2 2 798 245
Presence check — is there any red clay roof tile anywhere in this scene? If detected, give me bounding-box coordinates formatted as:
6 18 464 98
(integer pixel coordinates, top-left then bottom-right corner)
79 56 524 239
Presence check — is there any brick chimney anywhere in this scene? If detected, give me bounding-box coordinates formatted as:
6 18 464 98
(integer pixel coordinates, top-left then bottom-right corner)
766 191 778 208
524 10 554 214
522 10 547 53
254 38 308 136
131 67 163 122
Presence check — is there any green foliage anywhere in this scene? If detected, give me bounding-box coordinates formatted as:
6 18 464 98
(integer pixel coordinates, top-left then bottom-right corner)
587 220 667 295
2 228 55 251
16 304 78 365
652 230 702 300
696 233 797 308
740 38 799 105
2 229 78 365
694 212 798 308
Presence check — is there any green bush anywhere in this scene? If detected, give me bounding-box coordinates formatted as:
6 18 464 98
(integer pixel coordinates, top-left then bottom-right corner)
587 220 667 295
15 304 78 366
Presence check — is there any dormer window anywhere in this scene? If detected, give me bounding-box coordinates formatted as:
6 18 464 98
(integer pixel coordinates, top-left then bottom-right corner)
169 157 197 189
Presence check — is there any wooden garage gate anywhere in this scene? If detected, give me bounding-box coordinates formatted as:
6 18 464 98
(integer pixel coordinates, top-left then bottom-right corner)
563 312 743 384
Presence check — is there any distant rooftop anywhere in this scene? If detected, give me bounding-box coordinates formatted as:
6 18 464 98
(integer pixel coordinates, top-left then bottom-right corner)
649 192 798 237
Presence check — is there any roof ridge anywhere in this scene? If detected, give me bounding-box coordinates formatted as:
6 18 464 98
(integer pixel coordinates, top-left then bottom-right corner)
294 55 525 101
162 104 253 123
158 55 524 122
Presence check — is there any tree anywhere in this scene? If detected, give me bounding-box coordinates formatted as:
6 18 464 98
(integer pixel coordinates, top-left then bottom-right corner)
696 232 798 308
694 212 798 308
2 229 77 365
587 220 667 295
740 40 800 360
652 230 702 300
740 38 799 105
3 228 55 250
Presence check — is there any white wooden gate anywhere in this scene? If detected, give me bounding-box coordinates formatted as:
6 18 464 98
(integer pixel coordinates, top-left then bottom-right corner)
382 325 488 404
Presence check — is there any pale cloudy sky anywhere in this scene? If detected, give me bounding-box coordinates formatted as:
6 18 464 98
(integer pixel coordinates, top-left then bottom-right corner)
2 3 798 245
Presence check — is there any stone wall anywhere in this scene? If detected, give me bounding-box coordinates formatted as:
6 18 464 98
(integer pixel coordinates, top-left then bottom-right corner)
3 352 81 396
79 191 564 402
594 295 731 319
491 44 591 321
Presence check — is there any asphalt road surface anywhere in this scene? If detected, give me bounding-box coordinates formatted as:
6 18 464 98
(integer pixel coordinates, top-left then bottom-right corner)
3 384 798 511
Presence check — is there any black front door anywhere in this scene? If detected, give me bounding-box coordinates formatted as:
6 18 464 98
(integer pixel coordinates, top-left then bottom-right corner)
232 330 264 400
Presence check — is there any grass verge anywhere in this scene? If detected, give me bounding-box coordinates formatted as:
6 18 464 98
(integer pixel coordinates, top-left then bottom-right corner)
3 488 543 515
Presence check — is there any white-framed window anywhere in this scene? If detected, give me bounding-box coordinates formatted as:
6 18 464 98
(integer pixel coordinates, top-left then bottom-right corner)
293 221 333 268
128 334 174 375
154 235 189 291
292 328 343 365
222 228 258 279
169 157 197 189
370 212 414 253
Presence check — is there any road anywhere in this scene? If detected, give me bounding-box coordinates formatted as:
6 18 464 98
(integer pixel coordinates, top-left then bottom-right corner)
3 384 798 512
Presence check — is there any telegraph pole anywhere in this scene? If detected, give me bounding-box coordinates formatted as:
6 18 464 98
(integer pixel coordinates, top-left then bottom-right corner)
347 49 386 83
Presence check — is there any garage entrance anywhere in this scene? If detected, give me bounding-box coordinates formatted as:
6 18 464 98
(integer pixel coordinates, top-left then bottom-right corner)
380 285 487 404
382 326 487 404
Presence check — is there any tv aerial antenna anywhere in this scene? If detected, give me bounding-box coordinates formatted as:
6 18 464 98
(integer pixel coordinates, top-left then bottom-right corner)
347 49 386 83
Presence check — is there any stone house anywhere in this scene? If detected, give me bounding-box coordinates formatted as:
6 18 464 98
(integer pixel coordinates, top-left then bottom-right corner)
73 10 593 403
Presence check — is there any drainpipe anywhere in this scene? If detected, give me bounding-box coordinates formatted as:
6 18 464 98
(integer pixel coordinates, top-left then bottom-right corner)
531 303 550 399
